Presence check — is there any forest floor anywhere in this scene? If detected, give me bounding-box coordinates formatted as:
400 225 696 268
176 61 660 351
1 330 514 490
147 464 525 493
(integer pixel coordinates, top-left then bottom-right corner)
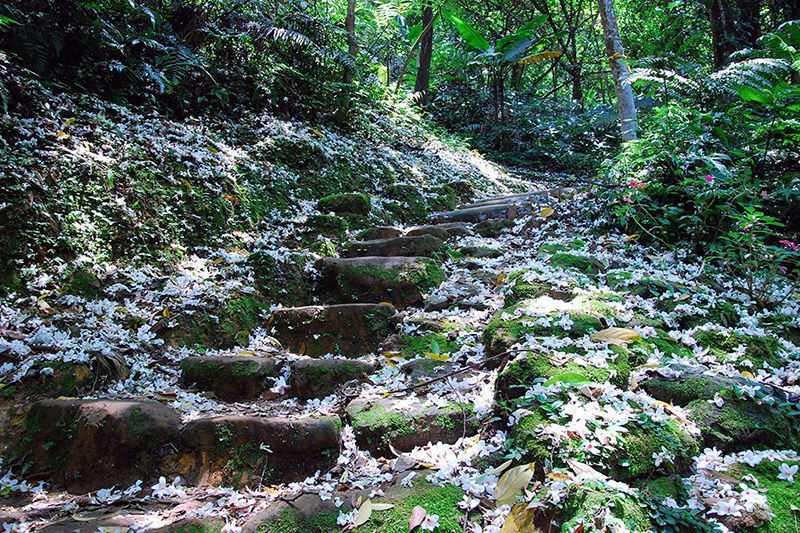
1 180 799 533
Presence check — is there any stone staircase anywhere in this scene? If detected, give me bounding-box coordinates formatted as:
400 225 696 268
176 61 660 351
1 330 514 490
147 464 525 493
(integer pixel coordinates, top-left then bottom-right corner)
13 189 553 516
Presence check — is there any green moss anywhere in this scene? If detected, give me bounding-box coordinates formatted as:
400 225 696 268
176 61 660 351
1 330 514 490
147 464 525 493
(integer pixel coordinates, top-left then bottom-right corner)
219 293 266 344
687 398 795 450
366 482 466 533
615 419 699 480
399 333 457 359
317 193 371 215
606 271 633 290
639 476 682 499
475 219 513 237
563 484 653 532
510 412 553 464
180 359 219 380
302 215 348 243
65 267 103 299
693 330 784 369
257 508 340 533
385 184 427 224
426 185 459 212
504 273 552 307
349 402 412 436
539 243 569 254
249 251 310 306
550 253 604 275
231 360 260 378
729 461 800 533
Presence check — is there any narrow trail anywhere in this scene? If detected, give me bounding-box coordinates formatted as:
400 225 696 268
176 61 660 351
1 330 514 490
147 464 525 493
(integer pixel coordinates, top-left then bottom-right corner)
2 186 799 533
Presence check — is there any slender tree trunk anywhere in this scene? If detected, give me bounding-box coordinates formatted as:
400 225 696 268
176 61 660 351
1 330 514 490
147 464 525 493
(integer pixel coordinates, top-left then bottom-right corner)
597 0 638 141
344 0 358 84
710 0 735 67
414 3 434 107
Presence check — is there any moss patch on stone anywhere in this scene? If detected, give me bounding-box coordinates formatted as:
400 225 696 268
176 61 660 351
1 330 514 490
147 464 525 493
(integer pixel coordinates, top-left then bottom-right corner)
687 398 796 452
613 419 699 480
562 483 654 532
503 273 553 308
693 330 784 369
249 251 310 306
302 215 348 244
550 253 604 275
728 461 800 533
399 333 458 359
317 193 371 215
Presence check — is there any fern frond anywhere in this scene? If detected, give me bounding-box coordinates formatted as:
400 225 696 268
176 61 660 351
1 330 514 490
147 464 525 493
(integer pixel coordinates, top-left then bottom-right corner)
629 67 701 98
710 57 790 95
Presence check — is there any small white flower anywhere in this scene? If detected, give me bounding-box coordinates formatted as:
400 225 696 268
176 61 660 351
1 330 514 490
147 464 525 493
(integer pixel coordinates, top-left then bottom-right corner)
778 463 798 483
708 393 725 407
401 472 416 488
420 514 440 531
710 498 742 517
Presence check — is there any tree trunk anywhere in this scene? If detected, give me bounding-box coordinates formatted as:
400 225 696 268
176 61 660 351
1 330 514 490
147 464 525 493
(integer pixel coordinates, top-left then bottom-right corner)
737 0 761 48
710 0 735 67
413 3 434 107
597 0 638 141
344 0 358 84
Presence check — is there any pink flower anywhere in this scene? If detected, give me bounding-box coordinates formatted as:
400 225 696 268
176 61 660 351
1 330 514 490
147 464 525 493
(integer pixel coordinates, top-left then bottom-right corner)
623 197 634 203
629 180 646 189
705 174 714 183
780 240 799 252
761 190 769 199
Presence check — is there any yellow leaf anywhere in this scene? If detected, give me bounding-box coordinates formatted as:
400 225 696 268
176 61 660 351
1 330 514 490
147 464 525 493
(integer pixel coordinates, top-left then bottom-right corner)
64 117 76 126
626 234 639 240
495 463 535 507
424 351 451 361
182 178 193 192
379 302 394 306
353 498 372 527
516 50 563 65
371 503 395 511
590 327 643 346
384 360 398 368
496 272 505 287
56 131 69 138
501 504 537 533
309 128 324 137
539 208 555 218
487 459 513 475
546 472 572 482
742 371 755 379
239 350 256 356
74 365 92 383
207 145 219 153
223 194 241 203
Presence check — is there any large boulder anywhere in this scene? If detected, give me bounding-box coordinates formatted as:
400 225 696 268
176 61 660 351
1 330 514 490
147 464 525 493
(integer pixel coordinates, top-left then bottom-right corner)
315 257 445 309
22 399 180 492
270 303 396 357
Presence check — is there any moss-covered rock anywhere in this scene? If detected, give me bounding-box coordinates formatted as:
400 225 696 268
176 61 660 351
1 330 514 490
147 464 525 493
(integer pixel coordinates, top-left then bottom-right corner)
550 253 604 275
290 358 376 400
483 301 604 357
496 348 631 401
180 356 282 401
164 292 267 349
302 215 348 244
385 184 427 224
562 483 654 532
693 330 784 369
729 460 799 533
611 419 700 480
475 218 514 237
503 274 554 308
342 234 448 261
317 193 371 216
687 398 797 452
315 256 444 309
398 333 458 359
346 397 479 455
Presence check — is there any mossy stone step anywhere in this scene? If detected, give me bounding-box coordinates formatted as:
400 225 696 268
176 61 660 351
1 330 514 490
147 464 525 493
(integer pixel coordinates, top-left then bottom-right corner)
405 225 449 239
291 358 377 400
21 399 181 492
177 415 340 487
355 226 403 241
342 235 448 261
270 303 396 357
432 203 521 224
466 190 557 208
346 397 479 456
315 257 445 309
180 356 282 401
317 193 371 215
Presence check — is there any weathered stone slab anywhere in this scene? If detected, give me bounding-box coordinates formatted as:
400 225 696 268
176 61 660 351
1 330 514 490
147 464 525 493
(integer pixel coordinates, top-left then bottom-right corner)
346 397 479 456
177 415 340 486
271 303 396 357
355 226 403 241
180 356 281 401
23 399 180 492
290 358 376 400
432 203 518 224
342 235 447 260
405 225 449 239
315 257 445 309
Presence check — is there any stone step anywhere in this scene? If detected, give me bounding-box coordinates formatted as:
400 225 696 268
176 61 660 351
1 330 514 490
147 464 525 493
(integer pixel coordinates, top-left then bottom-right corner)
315 257 445 309
177 415 340 487
432 202 530 224
346 397 479 456
355 226 403 241
465 189 559 209
271 303 396 357
342 235 447 260
291 358 376 400
180 355 282 401
19 399 342 492
404 225 449 239
180 353 377 401
22 399 181 492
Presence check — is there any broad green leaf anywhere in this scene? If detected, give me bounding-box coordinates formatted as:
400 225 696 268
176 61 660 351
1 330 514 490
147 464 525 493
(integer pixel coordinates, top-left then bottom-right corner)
430 339 440 355
517 14 549 33
737 86 775 105
443 11 490 51
539 207 555 218
543 372 591 386
406 24 423 44
377 65 388 85
590 327 643 346
495 463 535 507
